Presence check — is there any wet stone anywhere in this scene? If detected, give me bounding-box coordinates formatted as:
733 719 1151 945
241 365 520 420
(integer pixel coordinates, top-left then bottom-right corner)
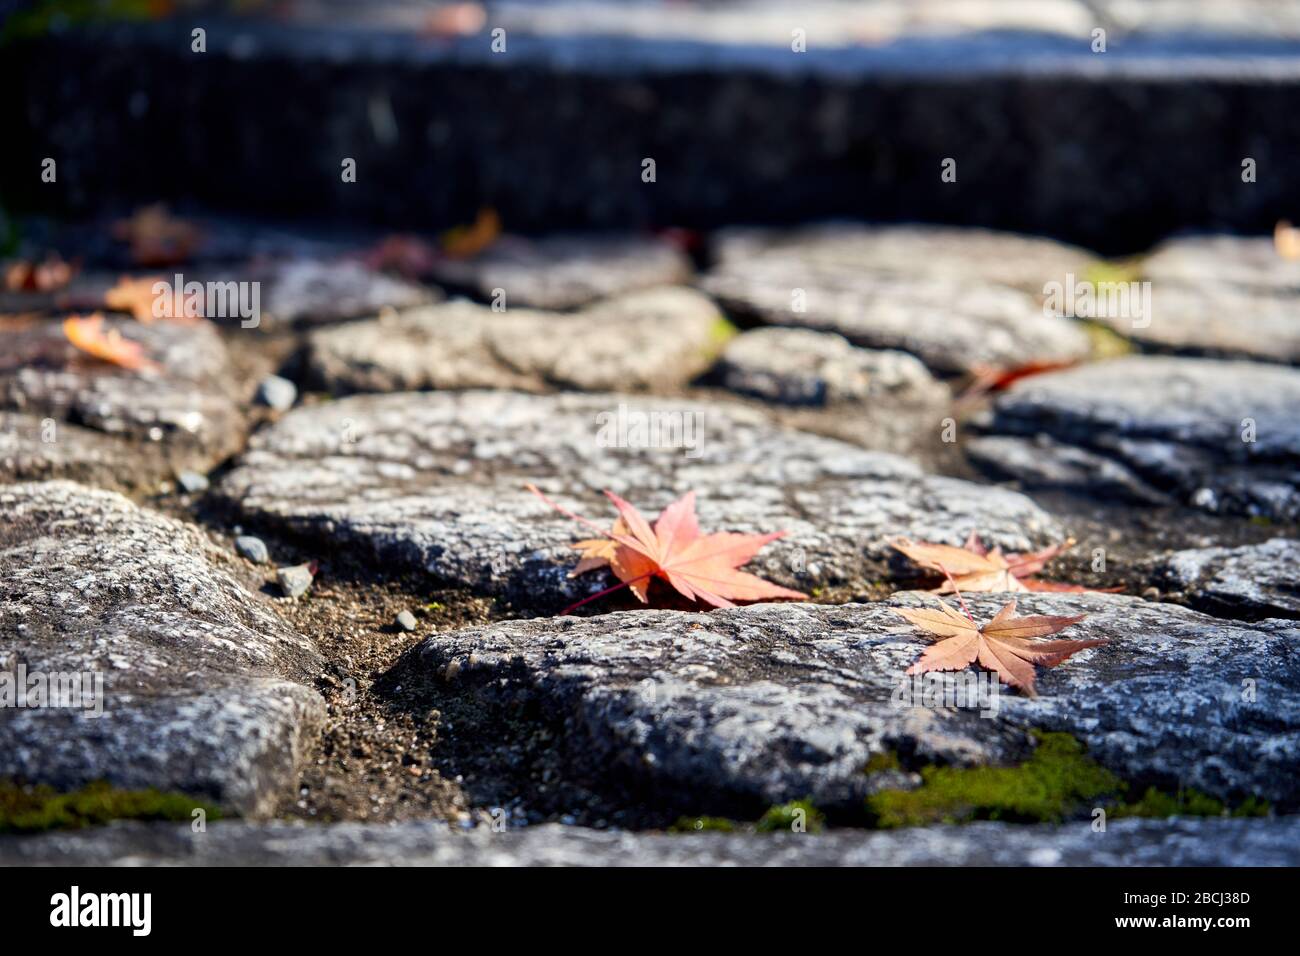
0 481 324 816
0 315 247 492
215 390 1064 609
1155 538 1300 621
427 233 692 310
702 224 1093 375
305 287 722 394
421 593 1300 816
975 356 1300 520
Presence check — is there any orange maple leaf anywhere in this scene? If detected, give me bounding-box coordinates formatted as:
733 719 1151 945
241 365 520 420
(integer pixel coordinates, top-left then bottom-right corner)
528 484 807 611
62 314 159 372
112 204 202 266
891 533 1118 594
893 595 1103 697
103 275 202 324
441 208 500 259
4 254 75 293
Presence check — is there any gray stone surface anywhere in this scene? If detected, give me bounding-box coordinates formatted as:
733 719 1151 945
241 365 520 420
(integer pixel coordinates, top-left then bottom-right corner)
976 356 1300 519
966 434 1170 504
427 233 692 310
1156 538 1300 621
1087 236 1300 362
4 816 1297 867
0 316 247 492
306 287 721 394
714 327 952 457
0 481 324 816
702 224 1093 374
261 259 436 328
420 593 1300 814
215 390 1063 607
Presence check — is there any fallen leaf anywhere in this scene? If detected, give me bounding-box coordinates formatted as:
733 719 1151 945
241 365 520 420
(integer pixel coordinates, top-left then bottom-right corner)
4 254 75 293
421 2 486 38
62 314 159 372
1275 220 1300 261
891 533 1116 594
894 596 1102 697
112 204 202 266
956 360 1079 408
441 208 500 259
362 234 441 278
103 275 202 324
528 484 807 611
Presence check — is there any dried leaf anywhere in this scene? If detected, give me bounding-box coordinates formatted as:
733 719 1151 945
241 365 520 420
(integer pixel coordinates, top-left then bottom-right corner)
895 597 1101 697
891 534 1115 594
103 275 202 324
62 314 159 372
112 204 202 266
529 485 807 610
4 254 75 293
441 208 500 259
1275 220 1300 261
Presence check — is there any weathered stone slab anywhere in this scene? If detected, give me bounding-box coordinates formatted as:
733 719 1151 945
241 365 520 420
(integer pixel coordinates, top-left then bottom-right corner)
306 287 721 394
215 391 1063 606
0 481 324 816
418 594 1300 815
428 234 692 310
1155 538 1300 621
976 356 1300 519
4 816 1296 867
0 315 246 491
714 327 951 457
260 259 436 328
1142 235 1300 295
702 225 1093 374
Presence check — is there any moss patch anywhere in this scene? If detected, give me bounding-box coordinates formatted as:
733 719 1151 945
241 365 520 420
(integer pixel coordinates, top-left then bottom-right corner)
865 732 1122 827
0 780 221 834
756 799 824 834
865 733 1271 828
669 815 737 833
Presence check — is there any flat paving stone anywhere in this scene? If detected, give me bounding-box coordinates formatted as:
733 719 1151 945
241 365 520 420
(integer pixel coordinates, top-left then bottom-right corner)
1155 538 1300 621
702 224 1093 374
975 356 1300 520
714 327 951 457
0 481 324 816
306 287 721 394
215 390 1064 607
0 315 246 492
3 816 1296 866
418 593 1300 816
259 259 436 328
428 233 692 310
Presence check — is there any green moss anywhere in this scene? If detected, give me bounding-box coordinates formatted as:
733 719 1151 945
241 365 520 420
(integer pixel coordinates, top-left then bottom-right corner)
865 732 1122 827
708 315 739 347
863 751 902 774
1084 259 1144 288
1113 787 1270 820
756 799 824 834
669 815 737 833
0 779 221 834
1078 319 1135 360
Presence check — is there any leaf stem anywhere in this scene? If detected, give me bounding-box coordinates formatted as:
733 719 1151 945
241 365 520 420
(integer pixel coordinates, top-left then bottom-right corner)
524 483 613 537
937 562 977 624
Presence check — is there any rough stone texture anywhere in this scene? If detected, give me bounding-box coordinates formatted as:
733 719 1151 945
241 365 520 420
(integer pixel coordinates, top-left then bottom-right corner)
428 234 692 310
1141 235 1300 295
0 481 325 816
1083 235 1300 363
975 356 1300 520
1156 538 1300 621
702 225 1093 374
306 287 721 394
714 327 952 457
4 816 1297 867
966 434 1170 504
0 315 246 491
259 259 436 328
215 390 1063 607
417 594 1300 816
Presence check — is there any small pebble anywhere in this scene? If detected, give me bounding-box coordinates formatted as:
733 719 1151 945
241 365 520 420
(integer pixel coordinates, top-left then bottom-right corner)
277 563 315 598
395 609 417 632
255 374 298 412
1142 587 1161 601
235 535 270 565
176 471 209 494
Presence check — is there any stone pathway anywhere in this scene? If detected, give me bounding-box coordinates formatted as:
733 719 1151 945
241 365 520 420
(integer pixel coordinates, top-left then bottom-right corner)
3 216 1299 864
